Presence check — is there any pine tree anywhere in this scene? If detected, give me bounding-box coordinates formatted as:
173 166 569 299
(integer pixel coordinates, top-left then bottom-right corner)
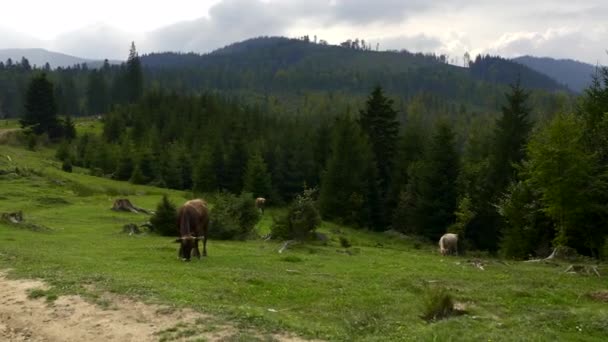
224 133 248 194
150 195 178 236
86 70 109 114
466 80 532 251
193 146 218 194
115 141 135 180
20 73 61 139
63 115 76 142
125 42 143 104
359 86 399 221
243 152 273 199
395 120 459 239
319 116 377 228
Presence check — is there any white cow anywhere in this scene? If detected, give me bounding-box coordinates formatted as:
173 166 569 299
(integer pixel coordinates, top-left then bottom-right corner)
439 233 458 256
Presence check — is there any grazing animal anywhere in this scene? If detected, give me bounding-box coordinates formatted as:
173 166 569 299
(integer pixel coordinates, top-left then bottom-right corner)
255 197 266 214
439 233 458 256
175 199 209 261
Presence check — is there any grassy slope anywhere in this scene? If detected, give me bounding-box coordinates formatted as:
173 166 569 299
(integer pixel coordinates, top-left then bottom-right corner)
0 142 607 341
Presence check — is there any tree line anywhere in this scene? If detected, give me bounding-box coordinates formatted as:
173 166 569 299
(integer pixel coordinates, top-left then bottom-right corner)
15 43 608 258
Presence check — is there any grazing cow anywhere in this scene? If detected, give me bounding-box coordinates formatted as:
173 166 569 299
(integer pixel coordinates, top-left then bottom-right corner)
175 199 209 261
255 197 266 214
439 233 458 256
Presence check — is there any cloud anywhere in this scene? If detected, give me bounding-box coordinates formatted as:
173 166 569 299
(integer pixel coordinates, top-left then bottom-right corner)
0 27 42 49
377 34 443 52
329 0 430 24
50 24 137 60
488 28 607 64
145 0 289 53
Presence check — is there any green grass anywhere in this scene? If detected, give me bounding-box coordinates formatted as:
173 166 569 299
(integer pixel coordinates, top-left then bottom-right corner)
1 143 607 341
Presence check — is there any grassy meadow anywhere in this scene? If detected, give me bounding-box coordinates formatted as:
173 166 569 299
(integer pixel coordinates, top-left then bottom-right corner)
0 138 607 341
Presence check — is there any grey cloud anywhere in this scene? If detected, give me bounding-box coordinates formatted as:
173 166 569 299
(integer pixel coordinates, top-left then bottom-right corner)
378 34 443 52
489 28 606 64
50 24 135 60
330 0 430 24
145 0 289 53
0 27 42 49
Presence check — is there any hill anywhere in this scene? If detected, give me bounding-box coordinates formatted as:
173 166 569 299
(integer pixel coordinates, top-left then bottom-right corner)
0 48 120 69
513 56 598 93
0 130 607 340
141 37 570 107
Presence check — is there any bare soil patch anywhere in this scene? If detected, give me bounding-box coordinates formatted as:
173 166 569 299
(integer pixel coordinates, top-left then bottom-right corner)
0 270 313 342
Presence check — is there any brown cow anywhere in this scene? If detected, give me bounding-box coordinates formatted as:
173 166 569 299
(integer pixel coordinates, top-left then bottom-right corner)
255 197 266 214
175 199 209 261
439 233 458 256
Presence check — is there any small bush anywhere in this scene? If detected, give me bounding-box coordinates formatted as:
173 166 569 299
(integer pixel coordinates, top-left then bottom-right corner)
150 195 178 236
209 192 260 240
421 287 455 322
62 159 73 173
271 188 321 240
339 236 352 248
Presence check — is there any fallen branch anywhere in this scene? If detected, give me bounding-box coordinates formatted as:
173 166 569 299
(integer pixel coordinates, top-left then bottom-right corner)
278 240 298 254
111 199 152 214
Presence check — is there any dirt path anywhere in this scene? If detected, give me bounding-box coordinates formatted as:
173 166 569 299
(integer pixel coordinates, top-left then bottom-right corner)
0 271 311 342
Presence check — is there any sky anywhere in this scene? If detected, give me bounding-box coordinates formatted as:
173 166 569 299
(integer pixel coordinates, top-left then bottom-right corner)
0 0 606 64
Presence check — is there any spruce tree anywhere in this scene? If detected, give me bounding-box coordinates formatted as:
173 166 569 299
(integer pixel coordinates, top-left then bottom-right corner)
225 134 248 194
63 115 76 142
20 73 61 138
243 152 273 199
468 80 532 251
395 120 459 240
125 42 143 104
319 116 377 228
193 146 218 194
359 86 399 224
150 195 178 236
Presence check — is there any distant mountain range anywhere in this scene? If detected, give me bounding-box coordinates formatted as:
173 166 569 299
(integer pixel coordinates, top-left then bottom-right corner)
513 56 599 93
140 37 569 96
0 48 121 69
2 38 599 95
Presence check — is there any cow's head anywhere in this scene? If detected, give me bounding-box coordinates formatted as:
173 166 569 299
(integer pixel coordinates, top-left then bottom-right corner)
175 236 196 261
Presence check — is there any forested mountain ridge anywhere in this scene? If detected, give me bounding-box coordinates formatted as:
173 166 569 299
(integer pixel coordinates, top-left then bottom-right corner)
513 55 598 93
1 37 572 120
142 37 569 95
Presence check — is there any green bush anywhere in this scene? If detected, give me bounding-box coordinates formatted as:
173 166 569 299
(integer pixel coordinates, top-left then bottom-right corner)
271 188 321 240
61 159 73 173
421 287 455 322
150 195 178 236
209 192 260 240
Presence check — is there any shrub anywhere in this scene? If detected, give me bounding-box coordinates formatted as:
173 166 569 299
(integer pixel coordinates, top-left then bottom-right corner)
150 195 178 236
339 236 352 248
61 159 73 173
421 287 455 322
209 192 260 240
271 188 321 240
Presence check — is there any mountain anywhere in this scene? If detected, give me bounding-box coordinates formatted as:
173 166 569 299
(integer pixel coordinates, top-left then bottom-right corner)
513 56 598 93
0 48 120 69
141 37 569 103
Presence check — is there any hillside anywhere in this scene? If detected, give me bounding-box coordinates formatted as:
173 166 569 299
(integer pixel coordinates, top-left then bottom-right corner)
0 48 120 69
1 129 607 340
513 56 598 93
141 37 570 107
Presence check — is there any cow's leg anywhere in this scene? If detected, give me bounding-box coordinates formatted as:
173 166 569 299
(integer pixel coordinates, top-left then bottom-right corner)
178 244 183 259
202 235 207 257
193 239 201 259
